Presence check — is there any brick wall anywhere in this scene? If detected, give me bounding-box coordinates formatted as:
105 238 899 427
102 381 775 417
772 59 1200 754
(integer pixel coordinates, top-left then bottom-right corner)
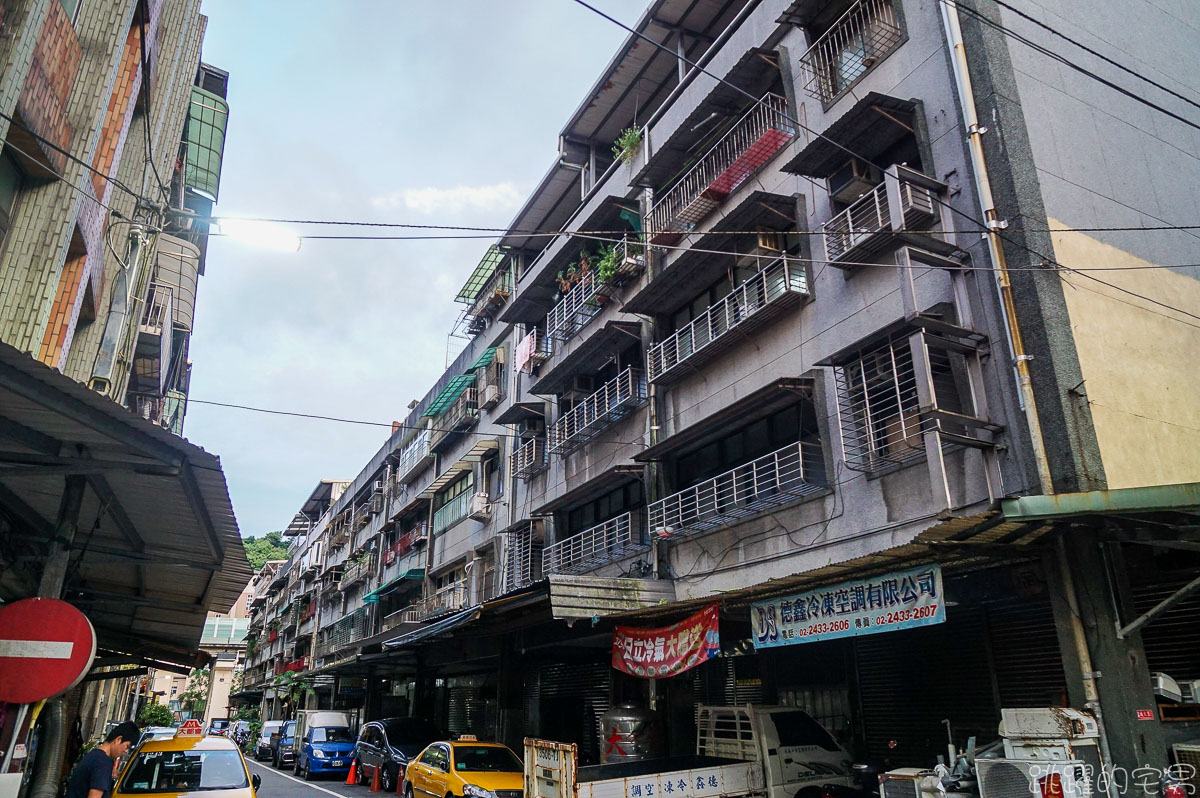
91 23 142 201
15 1 81 174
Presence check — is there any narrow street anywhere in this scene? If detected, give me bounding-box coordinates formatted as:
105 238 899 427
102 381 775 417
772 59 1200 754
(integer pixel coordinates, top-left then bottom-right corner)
246 758 377 798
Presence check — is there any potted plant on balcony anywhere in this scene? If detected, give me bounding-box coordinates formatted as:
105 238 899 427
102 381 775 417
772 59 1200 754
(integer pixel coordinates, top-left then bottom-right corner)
613 126 643 166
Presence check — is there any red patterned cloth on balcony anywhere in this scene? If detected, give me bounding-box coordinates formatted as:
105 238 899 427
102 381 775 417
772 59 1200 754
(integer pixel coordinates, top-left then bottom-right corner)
705 128 793 198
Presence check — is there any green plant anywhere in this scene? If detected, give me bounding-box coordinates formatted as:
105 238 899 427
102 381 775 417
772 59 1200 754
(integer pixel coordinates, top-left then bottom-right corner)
612 127 643 165
138 699 175 728
273 671 313 706
594 244 618 284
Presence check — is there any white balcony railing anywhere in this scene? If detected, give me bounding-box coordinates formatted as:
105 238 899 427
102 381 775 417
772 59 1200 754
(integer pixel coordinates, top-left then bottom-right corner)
414 579 468 620
822 173 937 264
648 441 827 541
432 491 471 535
140 283 173 336
510 437 548 480
549 368 647 455
515 327 553 374
647 256 808 384
646 93 794 242
381 606 421 632
798 0 903 104
543 511 646 575
396 428 432 483
547 239 646 342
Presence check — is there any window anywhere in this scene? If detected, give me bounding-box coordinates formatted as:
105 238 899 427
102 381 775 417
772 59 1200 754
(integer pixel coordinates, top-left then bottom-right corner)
434 472 473 510
452 745 522 773
565 481 643 536
59 0 82 23
312 727 353 743
770 711 841 752
119 750 248 793
673 401 817 490
484 452 503 498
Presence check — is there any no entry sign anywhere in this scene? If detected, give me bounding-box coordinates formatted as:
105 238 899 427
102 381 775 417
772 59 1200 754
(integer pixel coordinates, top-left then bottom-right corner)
0 598 97 703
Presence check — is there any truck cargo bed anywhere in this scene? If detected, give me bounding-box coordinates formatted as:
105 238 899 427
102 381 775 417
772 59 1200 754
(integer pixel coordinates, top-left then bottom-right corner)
576 756 763 798
579 757 747 783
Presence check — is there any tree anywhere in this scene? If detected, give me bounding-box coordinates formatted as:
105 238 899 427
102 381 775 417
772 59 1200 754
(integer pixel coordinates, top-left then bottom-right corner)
179 667 212 714
242 532 289 570
138 700 175 728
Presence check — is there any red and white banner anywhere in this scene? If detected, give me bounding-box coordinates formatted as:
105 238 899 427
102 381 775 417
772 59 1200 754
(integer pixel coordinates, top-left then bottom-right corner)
612 604 720 678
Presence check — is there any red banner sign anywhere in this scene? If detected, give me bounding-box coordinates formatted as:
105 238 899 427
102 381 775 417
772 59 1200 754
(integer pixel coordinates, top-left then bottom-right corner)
612 604 720 678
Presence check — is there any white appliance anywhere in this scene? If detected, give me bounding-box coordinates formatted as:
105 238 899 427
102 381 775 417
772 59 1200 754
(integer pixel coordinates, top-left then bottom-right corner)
997 708 1103 793
978 758 1091 798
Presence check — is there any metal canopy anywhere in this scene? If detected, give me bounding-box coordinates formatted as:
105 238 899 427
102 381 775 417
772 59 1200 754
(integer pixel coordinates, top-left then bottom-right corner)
455 246 505 304
0 342 251 667
419 439 500 498
468 346 498 372
422 374 476 418
528 321 643 395
623 190 795 315
781 93 917 177
362 568 424 603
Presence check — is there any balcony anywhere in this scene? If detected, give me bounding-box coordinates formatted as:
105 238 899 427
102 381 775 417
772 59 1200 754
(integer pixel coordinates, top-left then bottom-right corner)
317 607 370 657
547 239 646 342
464 264 513 334
395 428 432 484
432 491 472 535
822 167 939 266
338 555 374 590
273 657 308 676
549 368 647 456
429 386 479 450
543 511 646 575
140 283 174 337
647 256 809 385
514 326 553 374
798 0 903 105
648 441 827 541
646 93 795 245
510 437 548 481
381 606 421 632
413 579 468 620
395 523 429 555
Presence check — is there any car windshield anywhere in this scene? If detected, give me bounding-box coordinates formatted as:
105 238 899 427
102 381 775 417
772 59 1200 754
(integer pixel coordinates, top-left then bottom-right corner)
120 749 248 793
210 720 229 729
282 721 296 736
313 727 354 743
453 746 522 773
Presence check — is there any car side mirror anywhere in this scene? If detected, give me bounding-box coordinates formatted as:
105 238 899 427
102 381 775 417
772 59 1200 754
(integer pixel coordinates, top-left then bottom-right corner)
252 774 262 791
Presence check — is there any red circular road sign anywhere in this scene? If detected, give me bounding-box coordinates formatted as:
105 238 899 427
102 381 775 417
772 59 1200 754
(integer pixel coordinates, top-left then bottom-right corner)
0 598 96 703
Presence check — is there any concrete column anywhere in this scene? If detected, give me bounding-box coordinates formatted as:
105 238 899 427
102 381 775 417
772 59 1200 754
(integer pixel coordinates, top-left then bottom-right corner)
1054 528 1167 772
37 474 85 597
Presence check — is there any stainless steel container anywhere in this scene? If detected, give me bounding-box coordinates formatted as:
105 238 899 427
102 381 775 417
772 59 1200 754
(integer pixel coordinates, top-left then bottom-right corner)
599 702 664 763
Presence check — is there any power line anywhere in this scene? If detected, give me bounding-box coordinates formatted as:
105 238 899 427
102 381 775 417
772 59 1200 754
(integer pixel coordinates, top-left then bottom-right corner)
566 0 1200 327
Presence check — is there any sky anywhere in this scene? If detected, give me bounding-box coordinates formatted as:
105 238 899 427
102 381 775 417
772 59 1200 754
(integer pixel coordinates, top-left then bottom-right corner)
187 0 647 538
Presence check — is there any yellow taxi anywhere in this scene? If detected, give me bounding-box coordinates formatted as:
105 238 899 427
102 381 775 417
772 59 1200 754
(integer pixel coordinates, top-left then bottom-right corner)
403 736 523 798
112 729 261 798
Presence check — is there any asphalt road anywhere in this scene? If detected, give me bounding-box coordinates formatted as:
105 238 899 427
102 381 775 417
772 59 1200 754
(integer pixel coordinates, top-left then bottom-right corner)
247 757 389 798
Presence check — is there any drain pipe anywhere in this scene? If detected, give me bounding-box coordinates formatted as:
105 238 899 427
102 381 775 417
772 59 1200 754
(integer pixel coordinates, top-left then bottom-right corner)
939 1 1052 494
27 699 66 798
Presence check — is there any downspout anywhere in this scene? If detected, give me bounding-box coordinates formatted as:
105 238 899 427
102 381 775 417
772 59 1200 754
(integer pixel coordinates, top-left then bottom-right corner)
27 700 65 798
939 2 1052 494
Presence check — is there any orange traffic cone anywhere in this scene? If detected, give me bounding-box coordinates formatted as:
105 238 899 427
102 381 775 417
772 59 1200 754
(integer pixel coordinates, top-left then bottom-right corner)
369 765 382 793
396 768 405 795
346 761 357 785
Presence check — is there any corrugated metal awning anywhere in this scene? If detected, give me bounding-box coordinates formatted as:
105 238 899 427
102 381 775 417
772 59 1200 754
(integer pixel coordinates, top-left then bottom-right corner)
468 346 498 372
548 574 677 619
419 439 500 498
423 374 476 417
455 246 505 304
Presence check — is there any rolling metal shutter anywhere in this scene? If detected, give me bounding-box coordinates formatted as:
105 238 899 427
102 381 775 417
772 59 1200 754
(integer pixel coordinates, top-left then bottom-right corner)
1131 573 1200 681
987 596 1068 707
539 662 611 765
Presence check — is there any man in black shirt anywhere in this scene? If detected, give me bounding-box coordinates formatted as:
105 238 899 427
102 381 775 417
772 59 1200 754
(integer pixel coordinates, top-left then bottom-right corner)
65 722 140 798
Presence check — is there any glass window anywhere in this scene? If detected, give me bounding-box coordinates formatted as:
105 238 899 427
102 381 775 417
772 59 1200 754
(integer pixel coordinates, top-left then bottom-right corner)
120 750 248 793
312 727 353 743
452 746 522 773
435 472 473 510
770 711 841 752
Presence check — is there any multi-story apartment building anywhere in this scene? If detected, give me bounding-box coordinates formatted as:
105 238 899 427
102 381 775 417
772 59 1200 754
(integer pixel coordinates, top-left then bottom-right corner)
0 1 248 790
254 0 1198 775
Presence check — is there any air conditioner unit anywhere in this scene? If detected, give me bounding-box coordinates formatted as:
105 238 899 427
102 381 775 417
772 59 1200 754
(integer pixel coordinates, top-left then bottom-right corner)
369 492 384 515
828 159 881 204
373 478 385 492
517 417 544 437
1172 744 1200 797
481 383 501 409
977 759 1091 798
755 231 782 252
468 493 491 521
567 375 595 396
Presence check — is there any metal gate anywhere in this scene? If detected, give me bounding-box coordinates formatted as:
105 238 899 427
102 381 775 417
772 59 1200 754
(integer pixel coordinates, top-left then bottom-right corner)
537 661 611 765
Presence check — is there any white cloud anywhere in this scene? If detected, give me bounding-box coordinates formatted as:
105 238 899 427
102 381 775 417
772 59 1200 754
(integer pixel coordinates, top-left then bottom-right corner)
370 183 524 214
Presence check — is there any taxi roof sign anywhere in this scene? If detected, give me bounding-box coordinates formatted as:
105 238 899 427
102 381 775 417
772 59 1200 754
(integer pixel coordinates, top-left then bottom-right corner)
177 719 204 737
457 735 477 741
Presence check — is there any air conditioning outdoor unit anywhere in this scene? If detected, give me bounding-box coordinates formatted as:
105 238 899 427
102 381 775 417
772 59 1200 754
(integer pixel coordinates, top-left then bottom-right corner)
567 375 595 396
977 759 1091 798
481 383 501 409
468 492 491 521
373 478 385 492
1172 744 1200 797
828 159 882 204
369 491 384 515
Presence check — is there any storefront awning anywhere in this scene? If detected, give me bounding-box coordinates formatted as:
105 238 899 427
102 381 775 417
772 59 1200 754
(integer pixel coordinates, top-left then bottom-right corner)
384 607 481 649
0 342 251 668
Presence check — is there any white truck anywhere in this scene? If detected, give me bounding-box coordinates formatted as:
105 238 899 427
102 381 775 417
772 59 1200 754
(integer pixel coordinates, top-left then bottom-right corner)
526 705 854 798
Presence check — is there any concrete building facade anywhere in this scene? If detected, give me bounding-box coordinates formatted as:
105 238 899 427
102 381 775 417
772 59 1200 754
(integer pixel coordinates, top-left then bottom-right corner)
246 0 1199 777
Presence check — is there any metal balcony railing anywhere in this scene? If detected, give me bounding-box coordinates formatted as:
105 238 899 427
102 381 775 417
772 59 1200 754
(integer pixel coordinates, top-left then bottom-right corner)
647 256 809 384
543 511 646 575
548 268 607 342
430 387 480 450
549 368 647 455
140 283 173 336
821 174 937 264
515 326 553 374
414 579 468 620
510 437 548 480
395 523 429 555
432 491 471 535
646 93 794 243
465 266 513 332
338 555 375 590
382 606 421 632
647 441 826 540
798 0 903 104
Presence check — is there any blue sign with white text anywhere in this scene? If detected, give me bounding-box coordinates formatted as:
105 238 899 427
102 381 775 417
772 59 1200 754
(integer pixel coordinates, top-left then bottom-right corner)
751 564 945 648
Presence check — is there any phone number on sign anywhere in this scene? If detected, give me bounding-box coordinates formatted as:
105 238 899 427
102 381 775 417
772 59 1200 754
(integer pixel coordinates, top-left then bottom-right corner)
784 619 851 639
875 604 939 626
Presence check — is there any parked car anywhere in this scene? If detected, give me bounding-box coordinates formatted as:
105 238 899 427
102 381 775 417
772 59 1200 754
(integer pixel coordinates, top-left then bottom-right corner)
403 737 522 798
272 719 296 768
135 726 177 749
255 720 283 761
355 717 442 793
295 725 356 781
112 733 261 798
207 718 231 737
